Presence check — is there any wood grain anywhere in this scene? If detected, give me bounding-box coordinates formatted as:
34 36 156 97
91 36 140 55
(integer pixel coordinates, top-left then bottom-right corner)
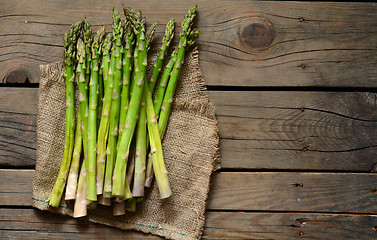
3 170 377 213
0 88 37 167
1 208 377 239
1 1 377 86
2 88 377 171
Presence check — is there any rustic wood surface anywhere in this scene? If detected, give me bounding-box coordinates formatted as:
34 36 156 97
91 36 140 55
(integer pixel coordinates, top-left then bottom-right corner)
2 208 377 239
1 0 377 239
2 170 377 213
1 1 377 87
2 88 377 171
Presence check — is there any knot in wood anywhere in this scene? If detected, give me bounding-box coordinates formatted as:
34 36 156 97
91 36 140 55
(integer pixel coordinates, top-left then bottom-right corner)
4 68 30 84
239 18 275 50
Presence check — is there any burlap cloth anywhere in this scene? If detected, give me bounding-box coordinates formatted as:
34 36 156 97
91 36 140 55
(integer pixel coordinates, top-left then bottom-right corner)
32 48 219 240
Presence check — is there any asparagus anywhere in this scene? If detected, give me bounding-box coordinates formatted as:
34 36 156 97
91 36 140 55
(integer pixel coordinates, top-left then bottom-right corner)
148 18 175 92
103 8 124 198
144 83 171 199
132 99 147 196
153 49 178 116
98 194 111 206
47 21 82 207
144 49 178 187
132 22 159 197
126 143 136 185
145 7 198 188
96 33 114 195
158 5 199 138
83 19 92 88
113 200 126 216
126 197 137 212
76 39 95 202
118 20 135 142
87 27 105 202
73 158 87 218
97 46 104 127
65 111 82 200
112 9 147 198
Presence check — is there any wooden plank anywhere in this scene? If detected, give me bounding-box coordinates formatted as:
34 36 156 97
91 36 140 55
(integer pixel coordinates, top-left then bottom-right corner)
1 1 377 86
0 169 33 206
2 88 377 171
2 170 377 213
0 88 37 167
212 91 377 171
1 208 377 239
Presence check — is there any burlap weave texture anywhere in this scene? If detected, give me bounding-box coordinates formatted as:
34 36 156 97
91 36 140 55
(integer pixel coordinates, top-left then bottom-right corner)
32 49 219 240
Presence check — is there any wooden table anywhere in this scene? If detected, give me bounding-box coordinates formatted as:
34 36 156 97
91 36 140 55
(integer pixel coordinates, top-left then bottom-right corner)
2 1 377 239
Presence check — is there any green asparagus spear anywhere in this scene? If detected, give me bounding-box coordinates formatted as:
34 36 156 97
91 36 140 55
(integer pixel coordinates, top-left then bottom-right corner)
112 9 147 198
118 20 135 142
144 49 177 187
96 33 114 195
76 39 95 202
97 41 105 127
87 26 105 202
153 49 178 116
103 8 124 198
148 18 175 92
158 5 199 138
145 7 198 188
131 22 158 195
47 21 82 207
144 83 171 199
83 19 92 88
132 98 147 196
65 110 82 200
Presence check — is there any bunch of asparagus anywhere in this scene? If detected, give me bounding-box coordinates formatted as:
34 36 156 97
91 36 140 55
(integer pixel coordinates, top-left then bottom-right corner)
46 5 198 217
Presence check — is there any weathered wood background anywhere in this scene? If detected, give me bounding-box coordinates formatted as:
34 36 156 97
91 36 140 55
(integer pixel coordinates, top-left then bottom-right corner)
1 0 377 239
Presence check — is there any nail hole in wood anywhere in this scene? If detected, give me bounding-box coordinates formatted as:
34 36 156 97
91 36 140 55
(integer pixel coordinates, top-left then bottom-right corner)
300 146 310 153
293 183 304 188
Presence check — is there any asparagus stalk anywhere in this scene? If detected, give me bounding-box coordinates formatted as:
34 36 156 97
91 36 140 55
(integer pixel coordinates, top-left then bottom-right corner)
98 194 111 206
103 8 124 198
148 18 175 92
112 9 147 198
145 7 198 188
83 19 92 88
96 33 114 195
132 100 147 196
144 83 171 199
87 27 105 203
144 49 178 187
47 21 82 207
76 39 95 202
118 20 135 142
113 200 126 216
153 49 178 116
158 5 199 138
129 22 157 193
126 197 137 212
97 49 104 127
126 143 136 185
65 111 82 200
73 158 87 218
